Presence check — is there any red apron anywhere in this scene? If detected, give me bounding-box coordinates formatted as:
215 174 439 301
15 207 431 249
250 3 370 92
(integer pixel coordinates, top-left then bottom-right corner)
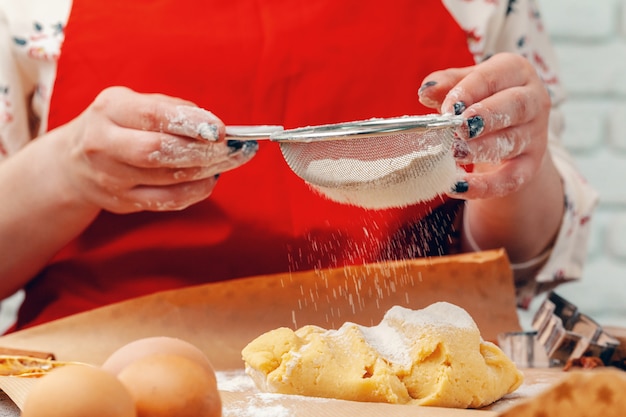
16 0 475 329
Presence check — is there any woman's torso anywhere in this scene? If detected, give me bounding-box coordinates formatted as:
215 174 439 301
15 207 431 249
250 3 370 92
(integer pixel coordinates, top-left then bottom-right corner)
16 0 476 329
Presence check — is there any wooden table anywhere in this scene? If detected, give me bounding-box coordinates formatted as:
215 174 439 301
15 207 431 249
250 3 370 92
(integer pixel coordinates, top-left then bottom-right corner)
0 250 571 415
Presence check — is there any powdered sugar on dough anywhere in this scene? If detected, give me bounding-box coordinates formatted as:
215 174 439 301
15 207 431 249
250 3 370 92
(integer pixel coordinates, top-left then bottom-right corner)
358 321 412 368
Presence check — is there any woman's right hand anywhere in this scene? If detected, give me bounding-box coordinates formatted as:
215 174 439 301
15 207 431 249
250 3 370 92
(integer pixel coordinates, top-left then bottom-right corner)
55 86 257 214
1 86 259 290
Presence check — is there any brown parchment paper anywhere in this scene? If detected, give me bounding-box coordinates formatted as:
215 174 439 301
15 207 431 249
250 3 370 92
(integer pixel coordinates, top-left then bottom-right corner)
0 249 520 367
0 249 539 416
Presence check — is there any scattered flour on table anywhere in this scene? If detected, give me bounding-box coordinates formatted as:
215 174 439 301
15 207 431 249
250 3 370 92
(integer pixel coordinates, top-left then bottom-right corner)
218 370 331 416
219 370 292 417
222 394 330 417
508 381 552 399
222 398 290 417
217 370 257 392
488 379 554 413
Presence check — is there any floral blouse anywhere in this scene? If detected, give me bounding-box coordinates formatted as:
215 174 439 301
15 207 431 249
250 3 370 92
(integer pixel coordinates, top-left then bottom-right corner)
0 0 599 308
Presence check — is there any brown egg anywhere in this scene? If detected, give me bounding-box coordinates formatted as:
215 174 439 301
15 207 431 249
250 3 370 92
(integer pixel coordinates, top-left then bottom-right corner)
102 336 215 379
117 353 222 417
21 364 136 417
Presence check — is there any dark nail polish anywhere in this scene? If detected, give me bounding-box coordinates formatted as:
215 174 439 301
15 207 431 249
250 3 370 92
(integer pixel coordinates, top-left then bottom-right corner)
226 139 244 151
214 173 221 180
453 101 466 116
451 181 469 193
226 139 245 151
227 140 259 156
418 81 437 94
467 116 484 139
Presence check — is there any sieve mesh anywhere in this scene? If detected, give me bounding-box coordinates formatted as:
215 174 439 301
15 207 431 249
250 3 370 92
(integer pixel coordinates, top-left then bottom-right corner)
276 117 460 208
226 115 462 209
278 128 453 188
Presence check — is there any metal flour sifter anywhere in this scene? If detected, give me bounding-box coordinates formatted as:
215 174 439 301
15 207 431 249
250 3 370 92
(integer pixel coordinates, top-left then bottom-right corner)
226 114 463 210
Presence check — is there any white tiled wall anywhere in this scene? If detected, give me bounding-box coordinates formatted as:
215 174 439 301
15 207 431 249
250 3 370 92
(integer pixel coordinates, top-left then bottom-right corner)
2 0 625 332
526 0 626 327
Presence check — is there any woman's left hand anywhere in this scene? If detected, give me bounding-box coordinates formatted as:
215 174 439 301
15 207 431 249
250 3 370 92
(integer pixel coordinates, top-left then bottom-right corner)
418 52 552 200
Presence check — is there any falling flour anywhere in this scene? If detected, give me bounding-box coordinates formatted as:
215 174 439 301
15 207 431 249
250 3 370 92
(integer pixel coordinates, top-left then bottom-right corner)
217 370 257 392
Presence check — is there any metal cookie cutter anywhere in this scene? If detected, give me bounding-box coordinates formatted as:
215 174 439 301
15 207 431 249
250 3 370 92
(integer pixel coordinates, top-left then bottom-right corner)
531 292 620 366
497 330 551 368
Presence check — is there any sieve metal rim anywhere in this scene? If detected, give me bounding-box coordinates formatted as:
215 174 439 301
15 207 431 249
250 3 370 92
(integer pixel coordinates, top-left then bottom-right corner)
269 114 462 143
223 115 462 209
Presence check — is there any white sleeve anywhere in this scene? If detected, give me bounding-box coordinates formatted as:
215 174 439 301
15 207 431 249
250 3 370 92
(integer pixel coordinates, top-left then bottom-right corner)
0 0 71 161
0 4 33 160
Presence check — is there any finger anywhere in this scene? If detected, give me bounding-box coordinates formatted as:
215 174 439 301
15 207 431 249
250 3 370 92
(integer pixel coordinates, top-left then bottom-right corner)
440 53 541 115
454 85 550 141
99 128 251 169
448 155 536 200
88 160 222 189
92 86 225 142
163 105 224 142
141 136 258 169
168 142 258 177
87 141 258 190
451 123 539 165
106 176 221 213
418 67 473 111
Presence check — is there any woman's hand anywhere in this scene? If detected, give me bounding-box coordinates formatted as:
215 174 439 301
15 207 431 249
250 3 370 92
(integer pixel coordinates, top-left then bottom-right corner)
418 53 564 265
56 86 257 214
418 52 552 200
0 86 259 290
